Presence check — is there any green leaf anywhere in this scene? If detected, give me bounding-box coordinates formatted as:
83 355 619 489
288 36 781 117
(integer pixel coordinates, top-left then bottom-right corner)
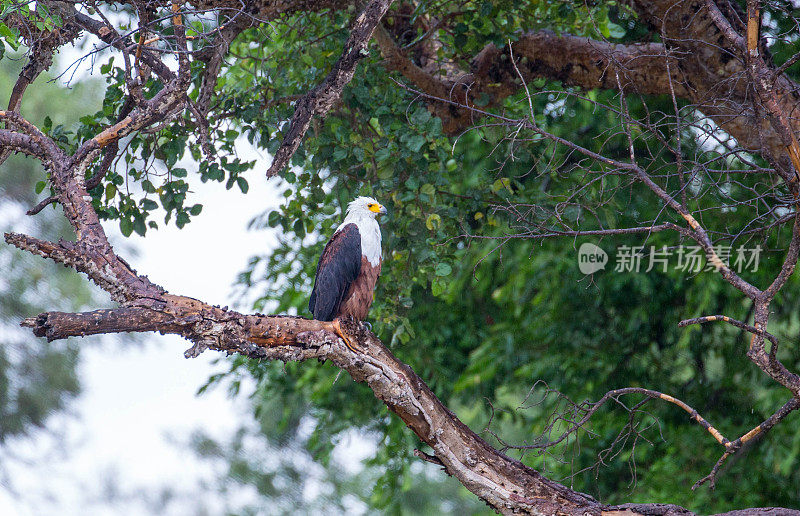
293 219 305 238
120 217 133 237
420 184 436 197
491 177 513 194
142 179 157 193
236 177 249 193
369 117 383 136
189 204 203 216
607 21 626 38
434 263 452 276
133 216 146 236
176 211 190 228
431 278 446 296
377 167 394 180
0 22 20 50
35 181 46 194
105 183 117 201
100 57 115 74
425 213 441 230
406 135 426 153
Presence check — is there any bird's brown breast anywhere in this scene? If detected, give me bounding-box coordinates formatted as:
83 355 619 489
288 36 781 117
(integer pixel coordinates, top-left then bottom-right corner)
337 256 381 320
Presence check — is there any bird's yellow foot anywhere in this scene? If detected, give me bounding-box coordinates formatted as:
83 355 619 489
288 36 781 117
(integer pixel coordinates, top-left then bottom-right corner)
333 318 360 353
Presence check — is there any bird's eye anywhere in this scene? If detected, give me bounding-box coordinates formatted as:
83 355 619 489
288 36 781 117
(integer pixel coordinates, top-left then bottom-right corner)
368 204 374 208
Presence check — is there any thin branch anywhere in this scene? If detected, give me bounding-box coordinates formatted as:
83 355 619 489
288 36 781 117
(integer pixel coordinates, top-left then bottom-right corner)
693 397 800 490
26 195 57 215
505 387 731 451
71 8 176 82
678 314 778 345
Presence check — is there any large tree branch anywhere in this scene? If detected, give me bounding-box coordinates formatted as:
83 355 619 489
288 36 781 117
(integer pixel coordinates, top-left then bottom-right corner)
0 128 47 161
266 0 395 177
0 110 65 165
4 1 800 513
381 29 697 134
385 0 800 180
13 286 800 515
11 272 604 513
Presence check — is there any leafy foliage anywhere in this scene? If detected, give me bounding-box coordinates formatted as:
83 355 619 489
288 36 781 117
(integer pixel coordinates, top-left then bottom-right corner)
210 5 800 514
195 2 800 512
189 387 485 515
4 0 800 513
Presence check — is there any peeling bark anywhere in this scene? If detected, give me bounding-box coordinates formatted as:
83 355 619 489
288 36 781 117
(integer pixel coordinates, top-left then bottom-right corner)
3 1 800 513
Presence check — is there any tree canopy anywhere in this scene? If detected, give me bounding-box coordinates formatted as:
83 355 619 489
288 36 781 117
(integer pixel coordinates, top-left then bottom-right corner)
2 0 800 514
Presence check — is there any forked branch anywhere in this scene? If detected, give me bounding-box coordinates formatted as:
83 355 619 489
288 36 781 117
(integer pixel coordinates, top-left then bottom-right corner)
4 1 800 513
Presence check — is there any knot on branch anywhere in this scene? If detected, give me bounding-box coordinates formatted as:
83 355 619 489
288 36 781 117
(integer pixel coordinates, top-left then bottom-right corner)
20 313 54 340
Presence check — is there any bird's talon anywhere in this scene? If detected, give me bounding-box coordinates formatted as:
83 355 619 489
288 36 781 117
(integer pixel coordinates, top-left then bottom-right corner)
333 318 361 353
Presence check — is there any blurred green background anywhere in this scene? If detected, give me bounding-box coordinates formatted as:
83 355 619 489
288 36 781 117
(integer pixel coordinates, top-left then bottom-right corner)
2 1 800 514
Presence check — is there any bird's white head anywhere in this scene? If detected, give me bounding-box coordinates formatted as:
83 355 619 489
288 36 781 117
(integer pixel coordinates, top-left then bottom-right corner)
338 196 385 266
345 196 387 219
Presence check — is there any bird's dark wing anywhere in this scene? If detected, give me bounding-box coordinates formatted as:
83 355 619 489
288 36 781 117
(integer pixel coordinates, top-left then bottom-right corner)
309 223 362 321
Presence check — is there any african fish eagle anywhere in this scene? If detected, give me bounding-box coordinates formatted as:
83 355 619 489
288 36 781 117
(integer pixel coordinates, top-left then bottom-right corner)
309 196 386 350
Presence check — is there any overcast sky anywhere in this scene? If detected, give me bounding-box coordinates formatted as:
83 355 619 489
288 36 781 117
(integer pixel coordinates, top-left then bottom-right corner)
0 167 289 515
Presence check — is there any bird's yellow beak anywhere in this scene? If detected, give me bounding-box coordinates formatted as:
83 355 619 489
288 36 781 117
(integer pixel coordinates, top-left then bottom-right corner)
370 204 387 215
